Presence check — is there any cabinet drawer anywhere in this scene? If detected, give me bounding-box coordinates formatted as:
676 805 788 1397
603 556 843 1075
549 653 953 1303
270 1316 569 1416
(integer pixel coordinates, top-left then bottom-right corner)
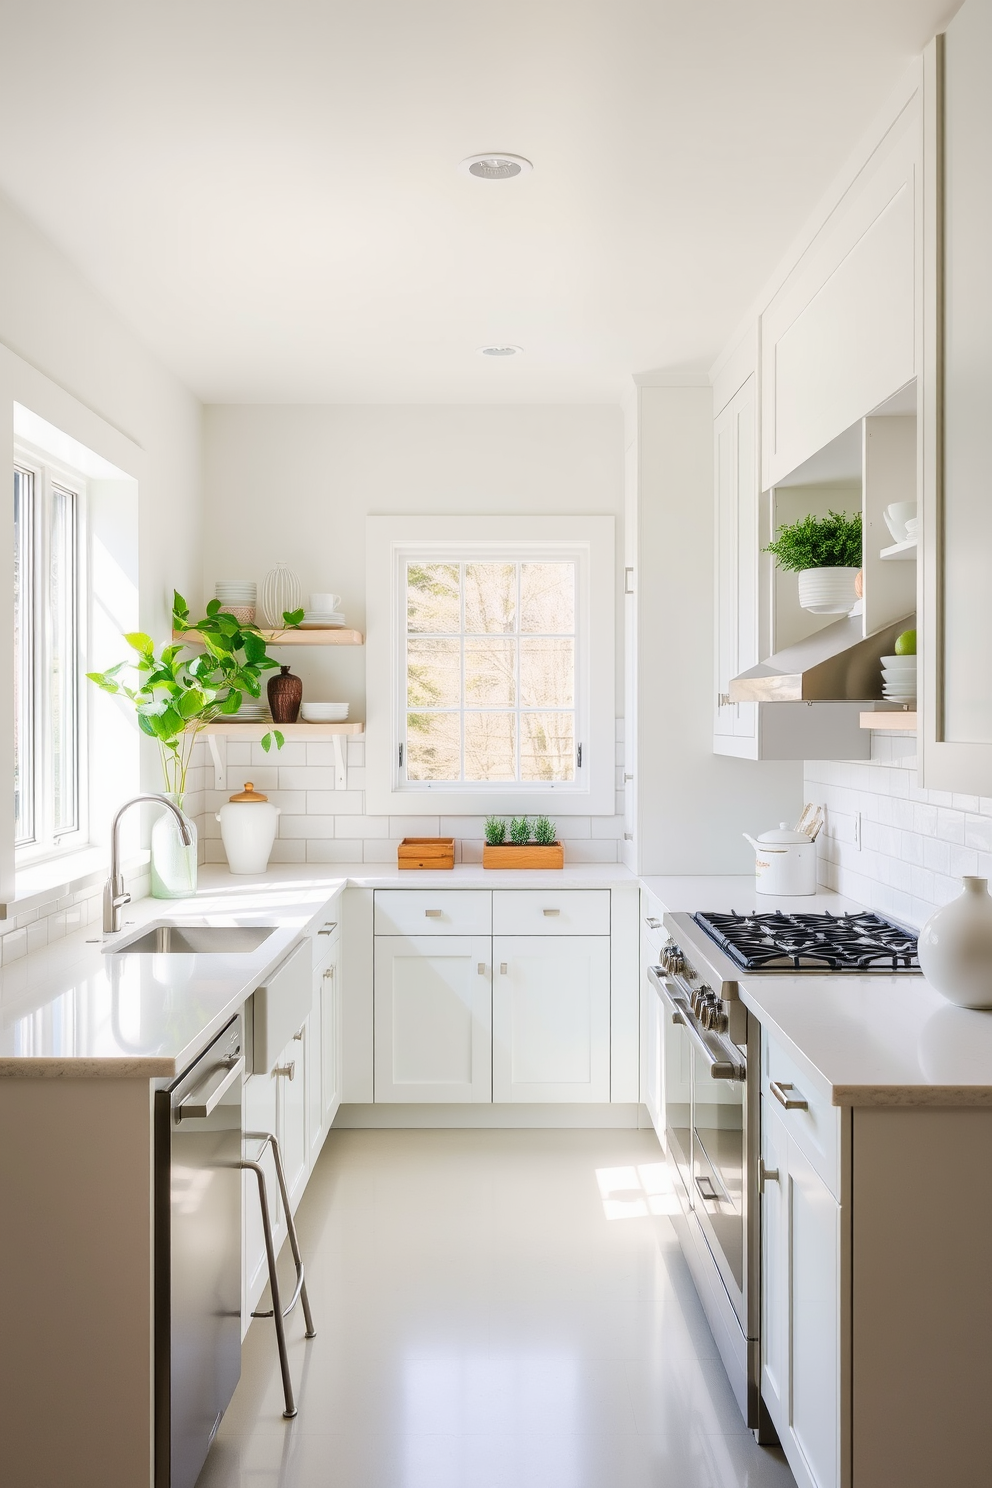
492 889 610 937
374 889 491 936
762 1029 840 1200
312 911 340 972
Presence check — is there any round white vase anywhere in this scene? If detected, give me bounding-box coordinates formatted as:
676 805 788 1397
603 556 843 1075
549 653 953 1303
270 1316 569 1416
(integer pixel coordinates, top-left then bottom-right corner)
917 876 992 1009
216 783 280 874
150 794 198 899
797 566 860 614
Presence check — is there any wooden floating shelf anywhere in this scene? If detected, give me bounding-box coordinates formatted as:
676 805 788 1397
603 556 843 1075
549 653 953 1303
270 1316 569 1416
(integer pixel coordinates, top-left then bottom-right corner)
879 538 917 561
174 628 364 646
202 721 364 739
859 710 917 730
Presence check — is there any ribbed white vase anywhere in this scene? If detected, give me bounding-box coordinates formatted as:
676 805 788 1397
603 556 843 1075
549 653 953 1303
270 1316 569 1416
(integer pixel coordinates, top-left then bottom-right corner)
260 562 303 627
918 877 992 1009
797 566 860 615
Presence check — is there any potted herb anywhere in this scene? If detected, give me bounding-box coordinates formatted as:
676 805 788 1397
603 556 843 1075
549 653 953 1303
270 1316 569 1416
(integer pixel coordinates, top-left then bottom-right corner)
764 509 862 615
88 591 302 897
482 814 564 869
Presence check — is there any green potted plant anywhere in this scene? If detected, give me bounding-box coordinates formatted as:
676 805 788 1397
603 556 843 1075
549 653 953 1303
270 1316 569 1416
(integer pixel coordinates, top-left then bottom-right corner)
481 814 564 869
88 591 302 897
764 509 862 615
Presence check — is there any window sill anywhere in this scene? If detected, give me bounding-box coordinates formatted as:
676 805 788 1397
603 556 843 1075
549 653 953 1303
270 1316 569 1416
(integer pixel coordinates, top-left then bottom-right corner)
6 847 150 919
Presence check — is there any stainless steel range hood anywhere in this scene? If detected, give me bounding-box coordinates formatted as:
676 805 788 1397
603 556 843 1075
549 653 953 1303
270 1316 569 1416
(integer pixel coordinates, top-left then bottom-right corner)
729 614 914 702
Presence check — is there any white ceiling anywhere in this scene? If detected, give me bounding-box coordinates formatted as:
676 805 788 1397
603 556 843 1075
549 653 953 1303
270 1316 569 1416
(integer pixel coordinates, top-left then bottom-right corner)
0 1 958 404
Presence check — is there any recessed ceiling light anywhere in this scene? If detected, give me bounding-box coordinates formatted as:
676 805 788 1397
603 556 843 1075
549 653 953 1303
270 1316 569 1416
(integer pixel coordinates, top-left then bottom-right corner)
479 345 523 357
459 153 533 180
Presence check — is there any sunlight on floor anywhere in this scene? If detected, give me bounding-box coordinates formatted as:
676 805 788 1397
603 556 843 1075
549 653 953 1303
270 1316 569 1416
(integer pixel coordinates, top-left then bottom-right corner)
595 1160 681 1220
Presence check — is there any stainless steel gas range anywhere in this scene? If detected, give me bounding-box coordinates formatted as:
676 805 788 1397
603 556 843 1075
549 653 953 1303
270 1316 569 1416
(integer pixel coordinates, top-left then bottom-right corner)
648 907 919 1439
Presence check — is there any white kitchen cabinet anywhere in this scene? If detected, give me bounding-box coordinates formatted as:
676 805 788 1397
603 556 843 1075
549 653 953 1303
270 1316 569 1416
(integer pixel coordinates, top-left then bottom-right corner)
373 934 492 1102
306 980 323 1168
640 896 667 1139
492 935 610 1102
319 932 342 1129
714 375 758 752
761 1096 842 1488
275 1024 308 1212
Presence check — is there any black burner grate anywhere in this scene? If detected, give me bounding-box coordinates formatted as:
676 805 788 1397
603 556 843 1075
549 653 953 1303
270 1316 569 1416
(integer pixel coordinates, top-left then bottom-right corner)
692 910 919 972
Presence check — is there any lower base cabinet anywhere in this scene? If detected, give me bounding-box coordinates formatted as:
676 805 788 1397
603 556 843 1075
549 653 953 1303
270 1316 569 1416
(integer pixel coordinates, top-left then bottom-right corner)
373 934 492 1101
492 935 610 1102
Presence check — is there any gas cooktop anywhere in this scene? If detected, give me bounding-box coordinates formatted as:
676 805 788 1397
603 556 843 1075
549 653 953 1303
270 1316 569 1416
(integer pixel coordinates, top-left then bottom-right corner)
692 909 920 972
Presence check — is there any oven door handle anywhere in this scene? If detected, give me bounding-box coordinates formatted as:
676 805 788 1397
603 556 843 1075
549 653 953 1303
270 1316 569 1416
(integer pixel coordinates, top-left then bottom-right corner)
648 967 746 1082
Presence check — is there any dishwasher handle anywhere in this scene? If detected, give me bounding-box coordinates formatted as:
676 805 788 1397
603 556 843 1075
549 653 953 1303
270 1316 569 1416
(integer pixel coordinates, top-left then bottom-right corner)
177 1056 245 1120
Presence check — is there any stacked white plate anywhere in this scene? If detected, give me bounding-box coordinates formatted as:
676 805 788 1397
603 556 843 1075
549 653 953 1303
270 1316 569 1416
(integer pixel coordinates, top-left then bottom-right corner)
881 654 917 702
301 702 349 722
299 611 346 629
230 699 270 722
215 580 257 624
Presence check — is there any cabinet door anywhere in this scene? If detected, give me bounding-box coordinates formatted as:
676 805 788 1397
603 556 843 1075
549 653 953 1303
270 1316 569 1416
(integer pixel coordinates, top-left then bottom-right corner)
275 1027 308 1213
714 376 758 754
492 935 610 1102
306 979 323 1167
320 936 342 1127
373 935 492 1102
760 1097 790 1435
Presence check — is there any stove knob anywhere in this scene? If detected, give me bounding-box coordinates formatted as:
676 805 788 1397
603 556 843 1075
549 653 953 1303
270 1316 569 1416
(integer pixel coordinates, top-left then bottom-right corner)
709 1006 730 1035
700 1003 714 1030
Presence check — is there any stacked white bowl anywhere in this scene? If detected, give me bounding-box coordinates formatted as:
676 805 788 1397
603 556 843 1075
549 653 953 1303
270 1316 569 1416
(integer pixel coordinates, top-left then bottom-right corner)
301 703 349 723
880 654 917 703
215 580 257 624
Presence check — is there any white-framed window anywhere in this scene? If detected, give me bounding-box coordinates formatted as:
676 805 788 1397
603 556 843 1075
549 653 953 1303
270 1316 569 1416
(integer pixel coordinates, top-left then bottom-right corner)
366 515 615 816
13 449 88 862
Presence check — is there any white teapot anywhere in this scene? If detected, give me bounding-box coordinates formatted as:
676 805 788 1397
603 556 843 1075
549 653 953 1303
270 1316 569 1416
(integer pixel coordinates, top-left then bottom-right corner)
742 823 816 896
216 783 280 875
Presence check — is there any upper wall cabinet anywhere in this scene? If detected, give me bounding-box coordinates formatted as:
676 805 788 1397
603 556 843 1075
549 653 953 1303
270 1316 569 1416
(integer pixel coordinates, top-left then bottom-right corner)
714 375 759 753
761 87 920 489
920 6 992 792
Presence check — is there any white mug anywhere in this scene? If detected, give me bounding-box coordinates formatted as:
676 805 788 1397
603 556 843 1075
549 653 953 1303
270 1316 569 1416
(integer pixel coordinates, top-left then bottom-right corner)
309 592 341 613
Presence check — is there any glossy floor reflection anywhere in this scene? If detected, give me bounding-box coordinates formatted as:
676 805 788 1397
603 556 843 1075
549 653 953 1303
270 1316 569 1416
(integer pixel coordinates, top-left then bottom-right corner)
198 1128 795 1488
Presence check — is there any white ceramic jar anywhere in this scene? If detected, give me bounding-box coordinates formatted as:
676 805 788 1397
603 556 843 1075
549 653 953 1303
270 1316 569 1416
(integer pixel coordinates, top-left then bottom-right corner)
215 783 280 875
742 824 817 896
917 877 992 1009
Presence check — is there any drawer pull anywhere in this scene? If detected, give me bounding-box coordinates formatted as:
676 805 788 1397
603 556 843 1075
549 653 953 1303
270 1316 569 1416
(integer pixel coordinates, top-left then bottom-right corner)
424 909 443 919
477 962 486 975
645 917 662 929
695 1174 721 1203
499 962 508 975
323 967 334 981
293 1025 305 1042
543 908 560 917
770 1079 808 1111
318 922 338 935
273 1062 296 1081
759 1159 780 1191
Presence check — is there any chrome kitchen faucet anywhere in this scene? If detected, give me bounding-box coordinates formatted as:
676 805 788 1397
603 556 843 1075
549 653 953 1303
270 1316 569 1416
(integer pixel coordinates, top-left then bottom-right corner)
103 794 194 933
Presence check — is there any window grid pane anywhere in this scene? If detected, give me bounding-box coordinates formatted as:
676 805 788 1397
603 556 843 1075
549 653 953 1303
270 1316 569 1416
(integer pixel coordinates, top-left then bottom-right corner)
13 469 35 845
50 486 78 834
405 559 576 784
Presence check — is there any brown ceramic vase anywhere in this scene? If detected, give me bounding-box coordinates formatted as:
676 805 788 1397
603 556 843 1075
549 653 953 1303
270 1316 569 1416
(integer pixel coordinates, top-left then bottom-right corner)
267 664 303 723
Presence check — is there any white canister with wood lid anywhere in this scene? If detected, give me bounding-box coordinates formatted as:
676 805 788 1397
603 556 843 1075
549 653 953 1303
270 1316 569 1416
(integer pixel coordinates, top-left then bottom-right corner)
216 783 280 874
742 823 817 896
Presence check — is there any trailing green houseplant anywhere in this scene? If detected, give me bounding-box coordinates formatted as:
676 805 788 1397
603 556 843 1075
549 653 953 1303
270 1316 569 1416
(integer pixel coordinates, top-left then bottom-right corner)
88 592 303 895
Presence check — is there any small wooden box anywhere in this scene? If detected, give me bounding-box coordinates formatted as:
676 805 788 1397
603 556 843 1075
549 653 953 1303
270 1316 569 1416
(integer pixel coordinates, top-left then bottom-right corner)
482 843 564 870
397 837 455 870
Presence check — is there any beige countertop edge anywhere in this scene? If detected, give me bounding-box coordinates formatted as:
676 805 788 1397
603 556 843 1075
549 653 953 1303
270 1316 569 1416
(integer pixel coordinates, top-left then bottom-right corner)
831 1083 992 1107
0 1056 178 1078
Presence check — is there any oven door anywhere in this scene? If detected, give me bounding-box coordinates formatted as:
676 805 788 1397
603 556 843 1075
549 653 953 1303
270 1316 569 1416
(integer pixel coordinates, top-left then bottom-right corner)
656 975 693 1204
690 1031 746 1327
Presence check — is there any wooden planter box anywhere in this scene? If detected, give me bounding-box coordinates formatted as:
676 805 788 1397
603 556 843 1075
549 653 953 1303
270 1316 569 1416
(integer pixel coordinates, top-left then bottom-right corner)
482 843 564 870
397 837 455 870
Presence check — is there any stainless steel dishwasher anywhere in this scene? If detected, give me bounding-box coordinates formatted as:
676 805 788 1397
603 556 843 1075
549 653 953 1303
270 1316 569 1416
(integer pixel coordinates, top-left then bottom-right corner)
155 1015 245 1488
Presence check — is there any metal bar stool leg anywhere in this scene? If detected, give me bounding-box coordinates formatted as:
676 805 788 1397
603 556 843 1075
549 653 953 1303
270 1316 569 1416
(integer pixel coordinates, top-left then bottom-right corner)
238 1157 298 1418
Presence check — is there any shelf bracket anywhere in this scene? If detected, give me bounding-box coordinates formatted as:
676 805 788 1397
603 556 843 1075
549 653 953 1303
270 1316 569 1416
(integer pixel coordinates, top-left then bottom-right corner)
207 733 226 790
332 735 347 792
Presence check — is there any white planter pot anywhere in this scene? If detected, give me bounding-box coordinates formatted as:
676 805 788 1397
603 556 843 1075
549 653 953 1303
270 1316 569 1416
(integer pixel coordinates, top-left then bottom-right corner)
797 566 860 615
918 876 992 1009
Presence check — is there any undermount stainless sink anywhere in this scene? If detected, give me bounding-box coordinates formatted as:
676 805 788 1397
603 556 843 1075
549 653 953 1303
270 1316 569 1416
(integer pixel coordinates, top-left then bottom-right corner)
107 923 278 955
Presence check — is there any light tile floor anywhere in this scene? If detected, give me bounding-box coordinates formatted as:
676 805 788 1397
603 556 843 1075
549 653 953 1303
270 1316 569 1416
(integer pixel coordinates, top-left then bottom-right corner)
199 1128 795 1488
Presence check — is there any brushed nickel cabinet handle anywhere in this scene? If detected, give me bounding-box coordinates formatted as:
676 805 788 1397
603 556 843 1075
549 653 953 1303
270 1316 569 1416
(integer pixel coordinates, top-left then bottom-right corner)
323 966 334 980
500 962 508 975
293 1025 305 1042
759 1159 780 1191
424 909 443 918
644 917 662 929
477 962 486 975
318 922 338 934
273 1062 296 1081
543 908 560 917
769 1079 808 1111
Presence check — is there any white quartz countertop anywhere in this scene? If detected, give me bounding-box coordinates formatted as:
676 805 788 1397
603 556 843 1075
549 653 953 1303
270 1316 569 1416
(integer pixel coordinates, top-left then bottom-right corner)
639 874 868 917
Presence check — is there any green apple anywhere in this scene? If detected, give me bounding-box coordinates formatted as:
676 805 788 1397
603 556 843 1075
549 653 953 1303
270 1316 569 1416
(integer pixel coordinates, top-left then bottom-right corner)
894 628 917 656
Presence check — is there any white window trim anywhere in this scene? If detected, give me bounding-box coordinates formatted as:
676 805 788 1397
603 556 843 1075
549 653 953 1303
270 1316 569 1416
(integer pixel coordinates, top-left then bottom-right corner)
14 441 90 867
366 515 615 816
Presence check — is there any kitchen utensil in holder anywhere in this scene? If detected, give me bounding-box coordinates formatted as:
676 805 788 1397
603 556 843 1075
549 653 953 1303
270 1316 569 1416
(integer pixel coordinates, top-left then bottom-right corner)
236 1130 316 1417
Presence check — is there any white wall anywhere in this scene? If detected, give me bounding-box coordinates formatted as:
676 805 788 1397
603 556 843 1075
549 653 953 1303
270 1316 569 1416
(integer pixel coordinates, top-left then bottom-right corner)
0 187 202 941
201 404 627 864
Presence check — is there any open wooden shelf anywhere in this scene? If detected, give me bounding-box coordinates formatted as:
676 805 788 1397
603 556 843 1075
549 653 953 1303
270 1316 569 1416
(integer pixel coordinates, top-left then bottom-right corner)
202 721 363 739
879 538 917 561
860 709 917 730
174 627 363 646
